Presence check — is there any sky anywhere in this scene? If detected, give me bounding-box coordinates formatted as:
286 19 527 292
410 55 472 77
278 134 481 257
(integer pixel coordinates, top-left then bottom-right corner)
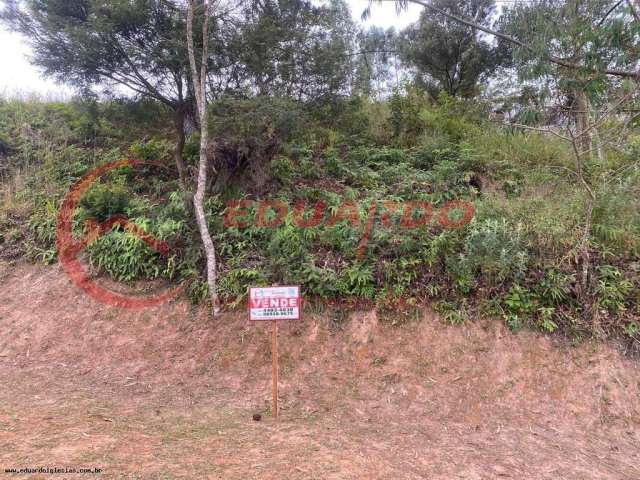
0 0 422 97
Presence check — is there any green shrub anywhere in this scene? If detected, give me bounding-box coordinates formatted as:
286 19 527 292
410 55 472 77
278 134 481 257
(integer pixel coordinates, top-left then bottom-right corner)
596 266 633 314
338 263 375 298
324 149 343 177
538 307 558 333
85 218 174 282
411 140 458 170
219 268 267 303
536 268 574 306
502 285 536 331
129 138 173 162
445 254 476 294
270 156 296 186
299 261 339 298
188 280 210 305
299 158 322 179
435 299 470 325
461 219 529 285
80 182 130 222
26 200 58 264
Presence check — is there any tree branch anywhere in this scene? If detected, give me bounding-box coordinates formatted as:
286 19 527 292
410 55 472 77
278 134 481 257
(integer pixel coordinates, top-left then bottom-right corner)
629 0 640 23
377 0 640 79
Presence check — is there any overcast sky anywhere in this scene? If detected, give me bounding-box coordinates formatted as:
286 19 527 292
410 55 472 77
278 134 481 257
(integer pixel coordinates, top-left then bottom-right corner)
0 0 422 97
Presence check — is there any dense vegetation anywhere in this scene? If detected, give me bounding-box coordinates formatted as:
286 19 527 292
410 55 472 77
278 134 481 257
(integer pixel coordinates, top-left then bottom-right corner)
0 0 638 350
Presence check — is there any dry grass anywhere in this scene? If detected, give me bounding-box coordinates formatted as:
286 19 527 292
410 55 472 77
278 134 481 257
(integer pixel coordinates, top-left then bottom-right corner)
1 262 639 479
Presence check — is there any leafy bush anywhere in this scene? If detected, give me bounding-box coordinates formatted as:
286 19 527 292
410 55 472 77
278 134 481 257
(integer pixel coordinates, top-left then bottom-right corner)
596 266 633 314
299 261 339 298
411 140 458 170
85 224 172 283
536 268 574 306
26 208 58 264
502 285 536 331
219 268 267 303
79 182 130 221
435 299 470 325
129 138 173 162
338 263 375 298
459 219 529 285
270 156 296 185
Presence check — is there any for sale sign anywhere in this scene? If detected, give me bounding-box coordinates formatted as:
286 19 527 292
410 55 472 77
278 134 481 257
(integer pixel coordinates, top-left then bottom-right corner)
249 286 301 321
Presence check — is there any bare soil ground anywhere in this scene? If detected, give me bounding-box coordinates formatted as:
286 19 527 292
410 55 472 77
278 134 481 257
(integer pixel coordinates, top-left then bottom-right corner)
1 262 639 479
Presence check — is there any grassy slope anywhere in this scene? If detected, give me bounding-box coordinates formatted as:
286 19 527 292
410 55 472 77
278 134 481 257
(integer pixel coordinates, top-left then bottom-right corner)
0 95 638 347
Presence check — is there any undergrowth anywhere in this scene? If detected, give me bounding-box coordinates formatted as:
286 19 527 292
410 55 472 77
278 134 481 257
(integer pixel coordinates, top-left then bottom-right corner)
1 92 638 350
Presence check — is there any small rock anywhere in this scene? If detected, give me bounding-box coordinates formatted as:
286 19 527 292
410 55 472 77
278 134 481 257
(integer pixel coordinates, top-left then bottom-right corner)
252 413 262 422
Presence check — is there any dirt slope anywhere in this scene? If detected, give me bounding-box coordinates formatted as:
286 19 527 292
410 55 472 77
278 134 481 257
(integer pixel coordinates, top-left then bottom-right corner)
1 262 639 479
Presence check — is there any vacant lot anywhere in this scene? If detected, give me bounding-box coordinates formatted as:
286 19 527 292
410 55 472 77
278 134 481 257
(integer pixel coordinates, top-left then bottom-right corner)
1 262 639 479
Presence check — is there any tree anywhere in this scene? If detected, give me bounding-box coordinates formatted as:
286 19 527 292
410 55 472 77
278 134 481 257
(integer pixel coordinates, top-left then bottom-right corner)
497 0 639 317
187 0 219 314
233 0 357 101
369 0 640 80
499 0 639 152
352 26 398 97
1 0 199 184
400 0 505 97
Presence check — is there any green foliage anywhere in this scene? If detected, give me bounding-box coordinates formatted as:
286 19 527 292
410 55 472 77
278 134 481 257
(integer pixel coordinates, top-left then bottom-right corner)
26 200 58 264
411 140 459 170
502 179 523 198
624 321 640 339
435 299 470 325
536 268 574 306
270 156 296 186
85 221 173 283
299 262 339 298
188 280 210 306
79 183 130 222
325 149 343 177
338 263 375 298
457 219 529 285
210 97 309 144
402 0 507 98
538 307 558 333
595 266 633 314
381 257 422 296
129 139 173 162
502 285 536 331
500 0 638 87
219 268 267 303
445 254 476 294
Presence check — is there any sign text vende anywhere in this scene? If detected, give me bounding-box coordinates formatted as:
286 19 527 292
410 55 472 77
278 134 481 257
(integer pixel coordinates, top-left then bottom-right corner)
249 286 301 321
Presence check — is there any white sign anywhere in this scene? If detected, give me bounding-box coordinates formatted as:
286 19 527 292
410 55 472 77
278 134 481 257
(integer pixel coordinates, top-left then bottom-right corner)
249 286 301 321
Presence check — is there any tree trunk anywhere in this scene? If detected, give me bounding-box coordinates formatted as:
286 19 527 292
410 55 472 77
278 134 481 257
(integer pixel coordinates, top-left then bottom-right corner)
187 0 220 314
193 125 220 313
174 109 188 187
579 198 594 293
569 125 596 320
579 197 597 329
575 89 592 157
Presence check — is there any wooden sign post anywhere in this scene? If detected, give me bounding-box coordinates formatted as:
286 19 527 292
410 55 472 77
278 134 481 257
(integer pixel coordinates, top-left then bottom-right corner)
249 286 301 420
271 320 278 418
